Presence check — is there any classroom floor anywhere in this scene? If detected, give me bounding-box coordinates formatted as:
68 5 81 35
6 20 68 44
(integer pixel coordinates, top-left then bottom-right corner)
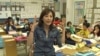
0 45 27 56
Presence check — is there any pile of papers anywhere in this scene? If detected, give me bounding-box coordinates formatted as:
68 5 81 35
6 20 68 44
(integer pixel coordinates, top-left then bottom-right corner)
54 44 77 52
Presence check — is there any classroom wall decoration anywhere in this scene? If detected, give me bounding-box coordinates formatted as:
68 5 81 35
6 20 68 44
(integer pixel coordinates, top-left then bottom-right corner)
74 1 85 25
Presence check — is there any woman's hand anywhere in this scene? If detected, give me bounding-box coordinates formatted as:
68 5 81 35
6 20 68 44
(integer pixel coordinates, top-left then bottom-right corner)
30 16 38 32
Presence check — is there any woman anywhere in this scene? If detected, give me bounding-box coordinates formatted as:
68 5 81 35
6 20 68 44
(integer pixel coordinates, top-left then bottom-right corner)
33 9 62 56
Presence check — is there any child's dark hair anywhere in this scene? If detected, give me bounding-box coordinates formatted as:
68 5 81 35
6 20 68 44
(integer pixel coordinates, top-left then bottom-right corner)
54 17 59 21
83 15 86 19
83 22 90 28
67 21 72 26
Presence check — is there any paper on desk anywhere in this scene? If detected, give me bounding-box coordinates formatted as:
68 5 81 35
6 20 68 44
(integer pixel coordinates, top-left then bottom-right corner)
22 33 27 37
85 39 97 44
91 47 100 52
76 42 86 48
53 45 61 52
8 31 17 35
95 51 100 56
71 34 83 42
54 45 77 52
5 39 15 42
1 35 13 38
20 25 24 28
71 34 82 38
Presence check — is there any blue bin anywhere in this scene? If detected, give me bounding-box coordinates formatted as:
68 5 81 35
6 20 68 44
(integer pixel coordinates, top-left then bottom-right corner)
0 37 4 48
56 52 64 56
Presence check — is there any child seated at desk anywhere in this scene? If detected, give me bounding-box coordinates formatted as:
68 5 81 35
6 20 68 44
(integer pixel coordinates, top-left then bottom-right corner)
4 18 16 34
89 24 100 41
65 29 76 45
22 19 30 32
73 25 100 46
77 22 90 38
66 21 75 34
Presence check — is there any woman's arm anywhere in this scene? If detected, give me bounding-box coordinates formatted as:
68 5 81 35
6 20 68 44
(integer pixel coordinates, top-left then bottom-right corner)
27 16 37 46
56 30 62 47
27 31 34 46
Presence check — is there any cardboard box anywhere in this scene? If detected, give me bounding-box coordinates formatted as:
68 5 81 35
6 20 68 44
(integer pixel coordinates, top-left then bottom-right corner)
4 39 17 56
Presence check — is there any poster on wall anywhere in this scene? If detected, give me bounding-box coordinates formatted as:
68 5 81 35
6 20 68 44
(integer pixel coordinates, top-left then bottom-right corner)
74 1 85 25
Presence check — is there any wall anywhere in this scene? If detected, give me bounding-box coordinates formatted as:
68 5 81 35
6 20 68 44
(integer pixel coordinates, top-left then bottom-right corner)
21 3 42 18
66 0 74 23
0 0 58 19
66 0 86 25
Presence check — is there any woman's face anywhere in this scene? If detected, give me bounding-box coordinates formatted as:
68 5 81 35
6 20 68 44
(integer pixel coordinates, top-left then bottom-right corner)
43 12 53 26
94 26 100 34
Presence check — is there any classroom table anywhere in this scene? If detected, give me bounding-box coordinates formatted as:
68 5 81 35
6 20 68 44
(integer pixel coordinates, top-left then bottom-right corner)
15 25 24 31
0 28 6 35
54 43 100 56
1 35 14 40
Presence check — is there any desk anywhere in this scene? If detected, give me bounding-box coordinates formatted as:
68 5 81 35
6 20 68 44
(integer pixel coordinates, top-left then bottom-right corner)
4 39 17 56
15 25 24 31
54 43 100 56
0 35 17 56
0 28 6 35
54 45 77 55
16 25 24 29
1 35 13 40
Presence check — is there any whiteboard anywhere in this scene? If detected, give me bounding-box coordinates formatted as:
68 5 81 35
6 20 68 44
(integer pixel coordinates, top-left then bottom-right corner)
21 3 42 18
21 11 41 18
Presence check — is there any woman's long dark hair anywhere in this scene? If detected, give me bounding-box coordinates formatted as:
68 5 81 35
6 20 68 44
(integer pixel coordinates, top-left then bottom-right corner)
93 24 100 36
38 8 55 30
